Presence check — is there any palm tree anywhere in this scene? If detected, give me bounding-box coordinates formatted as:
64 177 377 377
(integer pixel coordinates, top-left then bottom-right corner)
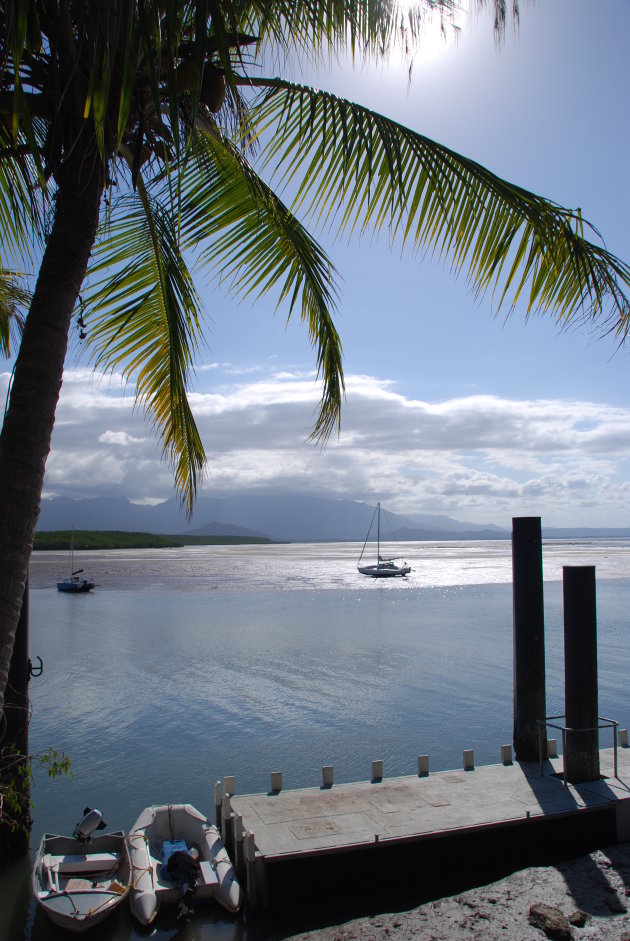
0 0 629 721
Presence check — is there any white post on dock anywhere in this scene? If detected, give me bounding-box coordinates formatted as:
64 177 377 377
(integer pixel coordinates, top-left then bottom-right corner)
322 765 334 788
214 779 222 830
244 831 257 908
224 774 235 796
270 771 283 793
418 755 429 776
371 760 383 782
463 749 475 770
501 744 513 765
548 738 558 758
233 814 244 875
222 793 233 853
620 729 629 747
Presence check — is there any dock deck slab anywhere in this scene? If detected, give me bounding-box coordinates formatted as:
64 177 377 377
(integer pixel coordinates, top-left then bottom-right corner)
231 747 630 861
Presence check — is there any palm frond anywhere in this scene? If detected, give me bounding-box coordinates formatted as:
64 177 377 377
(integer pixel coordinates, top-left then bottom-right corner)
0 268 29 356
0 115 45 268
251 80 630 340
178 127 345 440
85 182 206 514
237 2 456 62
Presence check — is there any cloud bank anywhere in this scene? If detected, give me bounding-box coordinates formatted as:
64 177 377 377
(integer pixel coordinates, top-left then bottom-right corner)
3 366 628 527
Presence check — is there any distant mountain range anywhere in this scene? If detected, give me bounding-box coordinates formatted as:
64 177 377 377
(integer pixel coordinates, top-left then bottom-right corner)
34 494 630 543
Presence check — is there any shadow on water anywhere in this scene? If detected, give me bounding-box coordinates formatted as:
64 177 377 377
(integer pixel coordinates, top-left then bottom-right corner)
0 843 560 941
0 857 542 941
0 854 333 941
3 812 630 941
1 856 253 941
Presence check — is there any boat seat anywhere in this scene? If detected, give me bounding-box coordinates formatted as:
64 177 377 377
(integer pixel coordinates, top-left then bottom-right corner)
64 877 94 892
199 860 218 886
44 851 120 875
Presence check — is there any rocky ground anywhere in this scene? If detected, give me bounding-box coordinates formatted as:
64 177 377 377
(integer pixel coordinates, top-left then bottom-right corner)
286 843 630 941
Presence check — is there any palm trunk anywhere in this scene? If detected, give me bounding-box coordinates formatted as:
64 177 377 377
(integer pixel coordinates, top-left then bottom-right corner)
0 171 104 717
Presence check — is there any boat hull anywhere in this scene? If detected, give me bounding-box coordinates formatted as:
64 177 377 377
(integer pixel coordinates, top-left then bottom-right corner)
358 564 411 578
32 831 130 934
57 579 94 593
128 803 243 926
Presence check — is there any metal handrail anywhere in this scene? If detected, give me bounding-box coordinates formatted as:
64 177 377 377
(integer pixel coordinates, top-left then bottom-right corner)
537 714 619 786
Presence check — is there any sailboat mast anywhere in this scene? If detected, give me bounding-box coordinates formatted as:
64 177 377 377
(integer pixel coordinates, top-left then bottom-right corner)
377 502 381 561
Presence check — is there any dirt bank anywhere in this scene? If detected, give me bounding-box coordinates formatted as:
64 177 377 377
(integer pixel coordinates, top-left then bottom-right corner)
287 843 630 940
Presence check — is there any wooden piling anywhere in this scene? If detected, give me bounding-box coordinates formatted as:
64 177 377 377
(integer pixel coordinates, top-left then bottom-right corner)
234 814 244 875
214 780 222 829
512 517 546 761
563 566 599 783
222 793 233 851
245 831 257 907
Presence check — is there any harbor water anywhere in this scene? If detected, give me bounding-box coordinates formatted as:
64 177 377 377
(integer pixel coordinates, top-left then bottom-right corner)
1 538 629 939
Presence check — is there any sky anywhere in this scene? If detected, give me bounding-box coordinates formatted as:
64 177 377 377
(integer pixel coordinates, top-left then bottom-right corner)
3 0 630 529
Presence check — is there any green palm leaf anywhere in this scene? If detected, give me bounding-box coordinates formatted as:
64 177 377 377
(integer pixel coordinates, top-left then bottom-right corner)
0 119 44 270
0 268 28 357
252 80 630 339
85 182 206 514
179 128 344 440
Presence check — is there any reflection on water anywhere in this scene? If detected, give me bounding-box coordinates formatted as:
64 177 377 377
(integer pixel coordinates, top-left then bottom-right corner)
26 537 630 593
2 539 629 940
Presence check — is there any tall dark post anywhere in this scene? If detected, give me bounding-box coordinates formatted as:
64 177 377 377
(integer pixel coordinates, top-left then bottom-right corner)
563 566 599 783
512 517 546 761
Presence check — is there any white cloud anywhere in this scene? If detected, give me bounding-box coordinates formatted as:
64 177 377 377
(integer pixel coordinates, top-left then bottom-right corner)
98 431 145 446
24 366 630 527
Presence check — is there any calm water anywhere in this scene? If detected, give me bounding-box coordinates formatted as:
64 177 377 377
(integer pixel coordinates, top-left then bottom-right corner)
2 539 630 940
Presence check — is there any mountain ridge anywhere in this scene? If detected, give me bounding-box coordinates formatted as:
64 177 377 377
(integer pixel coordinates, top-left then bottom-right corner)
34 494 630 543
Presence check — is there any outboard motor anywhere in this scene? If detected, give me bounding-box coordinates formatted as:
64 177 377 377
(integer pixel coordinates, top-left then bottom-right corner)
73 807 107 842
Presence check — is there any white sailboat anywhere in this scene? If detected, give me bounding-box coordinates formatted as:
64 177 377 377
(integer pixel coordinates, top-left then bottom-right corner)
357 503 411 578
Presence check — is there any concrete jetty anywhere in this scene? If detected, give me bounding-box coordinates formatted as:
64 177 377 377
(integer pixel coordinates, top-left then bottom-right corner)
222 745 630 910
217 527 626 912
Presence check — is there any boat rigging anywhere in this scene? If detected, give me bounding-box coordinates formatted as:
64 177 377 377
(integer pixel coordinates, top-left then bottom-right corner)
357 503 411 578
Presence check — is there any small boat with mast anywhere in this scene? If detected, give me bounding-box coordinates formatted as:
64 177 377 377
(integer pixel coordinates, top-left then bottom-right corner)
57 529 95 593
357 503 411 578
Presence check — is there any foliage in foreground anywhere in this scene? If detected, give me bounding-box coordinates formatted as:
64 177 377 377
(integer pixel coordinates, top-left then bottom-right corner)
0 745 71 836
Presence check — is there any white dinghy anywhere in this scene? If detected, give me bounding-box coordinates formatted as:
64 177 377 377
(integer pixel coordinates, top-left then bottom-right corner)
32 808 131 934
127 803 243 926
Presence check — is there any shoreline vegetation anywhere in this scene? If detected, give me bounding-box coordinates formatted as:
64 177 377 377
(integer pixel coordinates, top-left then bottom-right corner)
33 530 277 550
